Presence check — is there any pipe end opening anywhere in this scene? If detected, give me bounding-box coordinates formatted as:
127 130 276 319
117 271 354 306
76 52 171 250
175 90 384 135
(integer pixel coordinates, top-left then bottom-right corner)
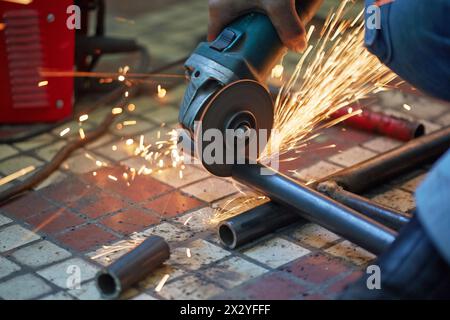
96 272 120 299
414 124 425 138
219 223 237 249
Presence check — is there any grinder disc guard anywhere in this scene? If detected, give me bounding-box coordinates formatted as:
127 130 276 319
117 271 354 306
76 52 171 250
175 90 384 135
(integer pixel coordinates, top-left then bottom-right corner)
194 80 274 177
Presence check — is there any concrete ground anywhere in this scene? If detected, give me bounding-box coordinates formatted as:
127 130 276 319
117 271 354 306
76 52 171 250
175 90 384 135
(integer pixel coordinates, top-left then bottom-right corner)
1 0 450 300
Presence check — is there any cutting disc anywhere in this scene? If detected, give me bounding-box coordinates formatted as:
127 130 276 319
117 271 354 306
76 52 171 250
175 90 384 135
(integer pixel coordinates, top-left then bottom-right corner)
194 80 274 177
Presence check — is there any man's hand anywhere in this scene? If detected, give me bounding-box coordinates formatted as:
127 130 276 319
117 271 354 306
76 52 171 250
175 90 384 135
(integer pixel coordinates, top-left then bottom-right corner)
208 0 324 52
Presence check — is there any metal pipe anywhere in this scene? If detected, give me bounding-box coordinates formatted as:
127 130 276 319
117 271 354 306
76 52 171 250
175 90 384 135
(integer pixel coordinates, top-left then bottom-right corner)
231 163 396 255
314 126 450 194
268 85 424 141
220 127 450 250
317 180 410 231
96 236 170 299
330 106 425 142
219 201 302 249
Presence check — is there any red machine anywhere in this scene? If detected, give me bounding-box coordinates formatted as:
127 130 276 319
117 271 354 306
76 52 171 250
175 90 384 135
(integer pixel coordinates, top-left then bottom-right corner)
0 0 74 123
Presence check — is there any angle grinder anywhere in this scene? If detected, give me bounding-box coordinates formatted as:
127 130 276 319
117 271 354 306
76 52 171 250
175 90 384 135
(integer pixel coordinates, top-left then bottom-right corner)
178 9 304 176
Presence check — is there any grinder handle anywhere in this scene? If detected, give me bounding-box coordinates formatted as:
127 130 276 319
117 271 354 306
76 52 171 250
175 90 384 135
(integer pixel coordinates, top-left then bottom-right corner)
204 2 310 81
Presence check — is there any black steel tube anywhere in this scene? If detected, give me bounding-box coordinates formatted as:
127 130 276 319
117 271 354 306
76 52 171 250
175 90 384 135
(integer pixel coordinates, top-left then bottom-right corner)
315 126 450 194
231 163 396 255
317 181 410 231
219 202 302 249
220 128 449 250
96 236 170 299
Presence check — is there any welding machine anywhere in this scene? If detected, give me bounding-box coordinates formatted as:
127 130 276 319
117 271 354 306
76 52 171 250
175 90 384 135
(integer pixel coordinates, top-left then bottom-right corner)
0 0 141 124
0 0 74 123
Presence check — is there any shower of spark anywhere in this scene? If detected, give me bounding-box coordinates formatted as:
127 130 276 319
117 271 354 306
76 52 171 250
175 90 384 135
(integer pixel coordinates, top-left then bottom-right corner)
261 0 397 161
213 1 397 224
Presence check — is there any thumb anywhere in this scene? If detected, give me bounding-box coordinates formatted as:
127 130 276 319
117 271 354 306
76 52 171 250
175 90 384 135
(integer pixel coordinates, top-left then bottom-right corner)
265 1 307 52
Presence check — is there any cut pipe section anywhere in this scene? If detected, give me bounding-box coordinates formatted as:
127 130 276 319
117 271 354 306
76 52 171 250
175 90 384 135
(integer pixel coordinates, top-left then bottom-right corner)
219 201 302 249
231 163 397 255
96 235 170 299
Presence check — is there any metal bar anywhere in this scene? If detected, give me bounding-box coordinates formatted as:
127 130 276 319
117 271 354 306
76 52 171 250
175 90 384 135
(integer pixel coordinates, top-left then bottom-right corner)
219 201 302 249
330 106 425 142
317 181 410 231
313 126 450 194
231 163 396 255
96 236 170 299
220 127 450 251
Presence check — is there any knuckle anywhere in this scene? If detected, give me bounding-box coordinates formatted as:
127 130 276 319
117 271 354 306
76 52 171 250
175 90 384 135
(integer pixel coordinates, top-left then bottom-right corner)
209 0 222 10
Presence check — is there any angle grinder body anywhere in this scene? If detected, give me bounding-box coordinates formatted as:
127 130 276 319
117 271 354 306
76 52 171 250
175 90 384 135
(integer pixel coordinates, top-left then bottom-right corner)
179 13 287 176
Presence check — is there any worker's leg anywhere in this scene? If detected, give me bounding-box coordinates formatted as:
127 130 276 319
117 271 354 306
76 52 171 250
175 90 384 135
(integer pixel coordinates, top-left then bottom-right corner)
342 150 450 299
340 215 450 299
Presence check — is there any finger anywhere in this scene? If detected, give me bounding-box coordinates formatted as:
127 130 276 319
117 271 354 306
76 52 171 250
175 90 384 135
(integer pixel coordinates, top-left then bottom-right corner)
208 0 255 41
264 0 307 52
296 0 324 24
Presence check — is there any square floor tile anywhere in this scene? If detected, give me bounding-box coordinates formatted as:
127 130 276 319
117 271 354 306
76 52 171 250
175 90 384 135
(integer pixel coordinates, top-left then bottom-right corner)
0 214 12 227
25 208 85 234
325 240 376 266
243 237 310 268
0 256 21 279
138 222 193 243
144 191 205 218
371 188 416 212
204 256 268 289
34 171 67 191
37 258 99 289
226 271 307 300
289 223 340 249
173 207 216 233
136 262 186 292
67 280 105 300
280 253 349 284
72 191 128 219
35 141 67 162
157 275 223 300
83 167 173 203
0 145 18 159
292 161 343 183
95 140 135 162
362 137 401 153
41 178 93 205
11 240 71 268
0 274 52 299
152 165 210 188
0 155 44 178
328 147 376 167
0 224 41 252
56 224 118 252
62 153 109 174
1 192 58 220
13 133 55 151
171 239 230 270
181 177 237 202
101 208 160 235
40 291 75 300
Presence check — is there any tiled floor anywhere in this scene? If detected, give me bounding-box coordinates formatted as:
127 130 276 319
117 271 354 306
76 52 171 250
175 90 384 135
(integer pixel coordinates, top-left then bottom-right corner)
1 0 450 300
